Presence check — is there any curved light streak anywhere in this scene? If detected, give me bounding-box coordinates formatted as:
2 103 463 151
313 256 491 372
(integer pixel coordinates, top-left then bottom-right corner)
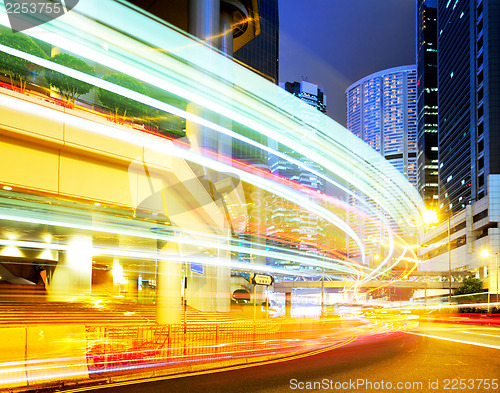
0 88 366 266
0 1 424 233
0 0 427 279
0 208 361 275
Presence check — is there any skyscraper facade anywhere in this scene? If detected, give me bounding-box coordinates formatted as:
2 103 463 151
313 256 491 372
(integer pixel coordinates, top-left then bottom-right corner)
266 153 327 261
346 66 418 187
234 0 279 84
417 0 439 210
437 0 500 215
437 0 474 214
232 0 279 165
345 65 418 261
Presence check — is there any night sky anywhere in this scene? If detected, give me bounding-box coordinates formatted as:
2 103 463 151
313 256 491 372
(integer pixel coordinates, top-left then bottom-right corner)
279 0 416 126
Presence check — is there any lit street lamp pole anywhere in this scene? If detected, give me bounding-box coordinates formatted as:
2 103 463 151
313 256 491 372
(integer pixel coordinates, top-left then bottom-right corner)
493 252 499 303
420 209 438 305
448 215 452 304
481 249 499 312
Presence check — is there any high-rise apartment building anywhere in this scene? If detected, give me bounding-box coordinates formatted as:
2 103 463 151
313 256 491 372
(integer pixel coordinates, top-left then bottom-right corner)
346 66 418 187
417 0 439 210
345 65 418 262
437 0 500 215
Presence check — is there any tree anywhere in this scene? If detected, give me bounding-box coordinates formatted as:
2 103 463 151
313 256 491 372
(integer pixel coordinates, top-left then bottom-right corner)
0 33 46 90
454 276 483 296
97 73 148 120
44 53 95 104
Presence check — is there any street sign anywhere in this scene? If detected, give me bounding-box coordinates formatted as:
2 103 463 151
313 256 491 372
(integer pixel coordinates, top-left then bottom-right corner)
190 262 204 275
251 274 274 286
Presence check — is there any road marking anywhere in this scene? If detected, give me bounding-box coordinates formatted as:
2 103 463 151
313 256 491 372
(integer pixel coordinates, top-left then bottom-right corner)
460 331 500 338
407 332 500 350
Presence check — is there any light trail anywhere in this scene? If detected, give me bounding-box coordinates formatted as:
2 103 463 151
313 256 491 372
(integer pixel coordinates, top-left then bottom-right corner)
0 211 362 275
0 87 365 265
0 238 350 278
459 331 500 338
0 0 425 253
0 1 479 391
406 332 500 350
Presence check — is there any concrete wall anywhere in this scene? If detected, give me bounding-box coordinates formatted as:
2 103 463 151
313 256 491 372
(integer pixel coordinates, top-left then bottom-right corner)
0 325 88 389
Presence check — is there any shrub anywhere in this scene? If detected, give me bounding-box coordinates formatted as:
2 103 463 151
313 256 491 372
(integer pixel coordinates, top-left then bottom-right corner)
97 73 148 120
0 33 46 90
44 53 95 103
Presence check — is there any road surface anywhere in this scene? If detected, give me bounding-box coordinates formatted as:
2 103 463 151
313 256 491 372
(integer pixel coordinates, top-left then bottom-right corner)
60 322 500 393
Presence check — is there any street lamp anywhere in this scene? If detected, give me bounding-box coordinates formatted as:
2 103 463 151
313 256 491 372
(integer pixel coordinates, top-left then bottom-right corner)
422 209 438 226
481 249 499 312
419 209 439 260
414 209 439 304
419 209 455 303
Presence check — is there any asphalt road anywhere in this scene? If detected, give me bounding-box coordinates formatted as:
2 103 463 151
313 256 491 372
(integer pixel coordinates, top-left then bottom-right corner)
64 322 500 393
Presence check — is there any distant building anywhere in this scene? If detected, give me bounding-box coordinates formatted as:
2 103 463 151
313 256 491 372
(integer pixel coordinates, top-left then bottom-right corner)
417 0 439 210
282 81 327 114
345 65 418 263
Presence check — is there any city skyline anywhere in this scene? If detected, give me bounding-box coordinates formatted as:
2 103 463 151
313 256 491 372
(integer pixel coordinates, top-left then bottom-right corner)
279 0 416 126
0 1 498 391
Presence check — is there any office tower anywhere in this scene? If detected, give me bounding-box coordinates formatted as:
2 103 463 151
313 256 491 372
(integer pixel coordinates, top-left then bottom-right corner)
231 1 280 267
345 65 418 262
417 0 439 210
234 0 279 84
231 0 279 164
282 81 327 114
437 0 474 214
265 81 329 266
437 0 500 215
266 152 327 258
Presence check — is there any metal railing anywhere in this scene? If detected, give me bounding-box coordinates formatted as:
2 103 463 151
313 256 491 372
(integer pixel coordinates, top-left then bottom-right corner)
86 319 341 373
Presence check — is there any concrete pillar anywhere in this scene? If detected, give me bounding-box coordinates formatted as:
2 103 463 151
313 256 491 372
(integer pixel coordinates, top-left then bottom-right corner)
49 235 92 302
466 205 478 256
189 0 220 48
250 184 267 266
112 258 124 294
220 8 233 56
285 291 292 318
216 240 231 312
184 0 234 313
186 0 220 156
156 242 183 325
